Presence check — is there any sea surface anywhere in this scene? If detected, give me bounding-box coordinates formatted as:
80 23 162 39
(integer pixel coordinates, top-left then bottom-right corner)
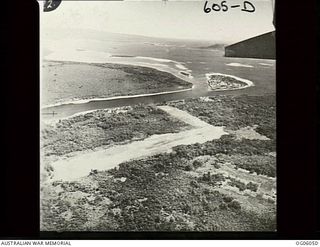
42 30 275 119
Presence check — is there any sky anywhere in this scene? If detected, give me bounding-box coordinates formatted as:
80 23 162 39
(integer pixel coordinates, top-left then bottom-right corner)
41 0 275 43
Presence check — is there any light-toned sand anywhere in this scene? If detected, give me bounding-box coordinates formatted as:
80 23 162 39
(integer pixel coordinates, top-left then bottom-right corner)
157 105 212 128
50 106 228 181
226 63 253 68
42 86 194 109
228 126 270 140
259 63 274 67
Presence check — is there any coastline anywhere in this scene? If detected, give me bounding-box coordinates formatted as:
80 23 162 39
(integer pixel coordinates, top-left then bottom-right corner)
44 50 194 83
42 61 255 110
42 58 195 108
205 72 254 91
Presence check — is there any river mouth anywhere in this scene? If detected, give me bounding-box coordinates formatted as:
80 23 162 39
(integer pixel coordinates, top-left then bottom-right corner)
41 60 255 121
41 84 252 121
41 42 277 122
41 50 273 184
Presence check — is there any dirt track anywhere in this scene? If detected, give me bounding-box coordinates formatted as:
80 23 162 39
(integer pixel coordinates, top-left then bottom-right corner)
51 106 228 181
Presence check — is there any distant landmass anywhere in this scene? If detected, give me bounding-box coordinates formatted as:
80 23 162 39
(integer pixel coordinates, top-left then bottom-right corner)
43 27 217 47
198 44 225 50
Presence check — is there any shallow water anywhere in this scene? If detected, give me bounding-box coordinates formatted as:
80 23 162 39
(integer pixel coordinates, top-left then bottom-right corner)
42 35 275 119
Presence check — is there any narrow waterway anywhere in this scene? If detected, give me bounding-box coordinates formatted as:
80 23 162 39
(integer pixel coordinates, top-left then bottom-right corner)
41 46 275 120
41 79 258 121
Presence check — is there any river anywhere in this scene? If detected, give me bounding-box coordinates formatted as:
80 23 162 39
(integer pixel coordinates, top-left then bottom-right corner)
41 34 275 120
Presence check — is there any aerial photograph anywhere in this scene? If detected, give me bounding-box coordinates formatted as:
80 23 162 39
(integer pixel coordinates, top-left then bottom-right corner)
40 0 276 232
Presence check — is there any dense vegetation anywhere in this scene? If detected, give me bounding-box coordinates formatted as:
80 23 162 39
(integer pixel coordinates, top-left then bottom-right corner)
41 94 276 232
42 144 276 231
207 75 248 90
171 135 275 177
99 63 192 89
168 95 276 141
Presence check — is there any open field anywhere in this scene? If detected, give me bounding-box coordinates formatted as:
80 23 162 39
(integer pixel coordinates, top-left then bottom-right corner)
42 61 193 106
41 94 276 231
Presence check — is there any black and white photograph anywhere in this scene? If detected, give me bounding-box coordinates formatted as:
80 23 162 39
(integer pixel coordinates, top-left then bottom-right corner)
40 0 276 232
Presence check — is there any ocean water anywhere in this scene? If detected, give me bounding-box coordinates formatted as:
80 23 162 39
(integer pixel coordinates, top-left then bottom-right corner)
42 30 275 118
43 30 275 94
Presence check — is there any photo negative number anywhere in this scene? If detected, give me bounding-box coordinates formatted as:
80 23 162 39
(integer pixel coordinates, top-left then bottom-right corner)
44 0 62 12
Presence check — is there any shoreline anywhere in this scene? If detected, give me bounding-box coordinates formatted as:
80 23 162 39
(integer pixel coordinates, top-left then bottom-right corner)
44 50 194 82
42 85 194 109
42 61 254 110
42 58 195 109
205 72 254 91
